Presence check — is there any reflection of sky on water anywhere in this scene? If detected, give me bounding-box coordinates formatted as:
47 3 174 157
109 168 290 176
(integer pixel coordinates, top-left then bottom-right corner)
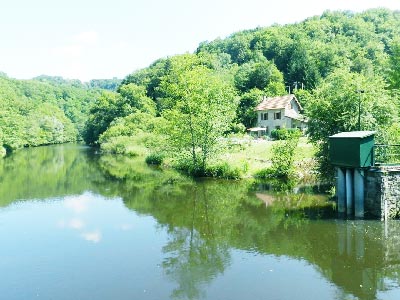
1 182 400 299
55 192 136 244
0 192 171 300
81 230 102 243
58 192 105 243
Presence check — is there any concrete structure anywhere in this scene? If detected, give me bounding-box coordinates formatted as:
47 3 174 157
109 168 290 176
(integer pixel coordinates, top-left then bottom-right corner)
365 166 400 220
330 131 376 218
330 131 400 220
254 94 307 136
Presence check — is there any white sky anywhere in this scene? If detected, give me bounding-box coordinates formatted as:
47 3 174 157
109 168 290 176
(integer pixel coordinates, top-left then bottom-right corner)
0 0 399 82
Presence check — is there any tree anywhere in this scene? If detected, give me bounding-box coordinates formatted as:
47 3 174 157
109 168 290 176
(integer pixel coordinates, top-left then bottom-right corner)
160 66 238 174
388 40 400 90
306 70 397 180
234 58 284 93
236 88 263 128
83 92 122 145
118 83 156 115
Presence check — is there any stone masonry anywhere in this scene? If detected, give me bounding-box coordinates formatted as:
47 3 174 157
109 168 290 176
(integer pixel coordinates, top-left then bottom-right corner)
365 166 400 219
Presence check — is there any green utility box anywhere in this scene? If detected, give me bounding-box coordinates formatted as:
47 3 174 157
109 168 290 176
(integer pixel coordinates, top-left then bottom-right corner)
329 131 375 168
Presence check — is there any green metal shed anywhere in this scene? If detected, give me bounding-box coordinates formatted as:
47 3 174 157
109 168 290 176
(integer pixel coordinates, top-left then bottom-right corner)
329 131 376 168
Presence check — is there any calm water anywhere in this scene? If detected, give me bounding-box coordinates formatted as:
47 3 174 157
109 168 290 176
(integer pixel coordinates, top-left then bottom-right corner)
1 145 400 300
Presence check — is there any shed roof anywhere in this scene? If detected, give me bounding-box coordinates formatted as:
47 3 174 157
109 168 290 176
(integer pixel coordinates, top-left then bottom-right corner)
255 94 303 111
329 131 376 139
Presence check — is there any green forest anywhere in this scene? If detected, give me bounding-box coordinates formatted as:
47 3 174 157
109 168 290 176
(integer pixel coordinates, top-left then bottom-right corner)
1 8 400 180
0 75 120 156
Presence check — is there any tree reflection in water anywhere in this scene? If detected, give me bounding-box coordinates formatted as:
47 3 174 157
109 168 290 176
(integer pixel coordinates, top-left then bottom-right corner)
2 145 400 300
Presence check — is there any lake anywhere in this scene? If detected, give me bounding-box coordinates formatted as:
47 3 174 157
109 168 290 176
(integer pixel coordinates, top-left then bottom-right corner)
1 145 400 300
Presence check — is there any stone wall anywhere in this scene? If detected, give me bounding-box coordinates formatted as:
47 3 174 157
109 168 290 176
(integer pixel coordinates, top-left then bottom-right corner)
365 166 400 219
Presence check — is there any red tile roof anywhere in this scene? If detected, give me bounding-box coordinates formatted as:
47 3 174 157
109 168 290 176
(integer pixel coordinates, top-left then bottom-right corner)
255 94 303 111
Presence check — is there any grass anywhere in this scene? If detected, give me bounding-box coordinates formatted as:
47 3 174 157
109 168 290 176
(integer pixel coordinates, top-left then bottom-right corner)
100 133 317 180
217 136 316 178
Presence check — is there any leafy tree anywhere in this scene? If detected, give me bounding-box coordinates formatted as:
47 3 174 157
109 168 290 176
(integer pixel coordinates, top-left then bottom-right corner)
83 92 123 145
88 78 121 91
118 83 156 115
388 40 400 90
306 70 397 180
160 65 238 174
234 58 284 93
236 88 263 128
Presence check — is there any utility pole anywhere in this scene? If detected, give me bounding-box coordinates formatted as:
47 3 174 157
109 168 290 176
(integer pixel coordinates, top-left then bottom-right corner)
357 89 365 130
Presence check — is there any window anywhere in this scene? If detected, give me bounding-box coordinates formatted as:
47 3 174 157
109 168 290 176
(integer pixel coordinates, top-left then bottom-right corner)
274 112 281 120
275 126 281 130
261 112 268 121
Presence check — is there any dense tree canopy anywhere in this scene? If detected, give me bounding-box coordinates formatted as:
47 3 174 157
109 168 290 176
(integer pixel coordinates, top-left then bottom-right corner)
2 8 400 180
306 69 397 179
0 76 103 152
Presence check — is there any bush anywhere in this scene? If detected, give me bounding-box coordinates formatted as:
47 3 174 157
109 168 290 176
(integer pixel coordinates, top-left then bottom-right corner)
270 128 302 140
100 136 146 156
205 162 243 179
145 153 164 165
253 168 274 179
253 135 299 180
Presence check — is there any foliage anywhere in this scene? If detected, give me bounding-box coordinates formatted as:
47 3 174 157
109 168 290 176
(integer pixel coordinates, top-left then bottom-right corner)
83 83 158 145
160 65 238 173
205 162 243 179
0 77 95 150
88 78 122 91
77 8 400 181
306 70 397 180
234 58 285 93
375 123 400 164
145 153 164 165
270 128 302 140
99 112 166 156
254 136 299 180
388 39 400 91
236 88 263 128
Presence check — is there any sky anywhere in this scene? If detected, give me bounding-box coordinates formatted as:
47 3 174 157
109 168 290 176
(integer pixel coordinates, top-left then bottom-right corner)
0 0 399 82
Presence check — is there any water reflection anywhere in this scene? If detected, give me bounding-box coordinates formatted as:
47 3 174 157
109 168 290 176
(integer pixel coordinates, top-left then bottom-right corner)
1 145 400 300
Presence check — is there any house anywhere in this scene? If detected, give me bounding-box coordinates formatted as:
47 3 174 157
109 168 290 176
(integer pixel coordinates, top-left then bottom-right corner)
251 94 307 136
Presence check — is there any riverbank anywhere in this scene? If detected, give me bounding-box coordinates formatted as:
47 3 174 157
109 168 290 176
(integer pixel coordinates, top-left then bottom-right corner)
217 137 316 179
100 135 317 181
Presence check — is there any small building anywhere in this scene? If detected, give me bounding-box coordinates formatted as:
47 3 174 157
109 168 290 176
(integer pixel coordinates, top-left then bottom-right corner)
254 94 307 135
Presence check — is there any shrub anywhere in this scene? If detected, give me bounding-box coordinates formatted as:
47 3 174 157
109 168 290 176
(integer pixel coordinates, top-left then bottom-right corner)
205 162 243 179
253 168 274 179
253 135 299 180
145 153 164 165
271 128 302 140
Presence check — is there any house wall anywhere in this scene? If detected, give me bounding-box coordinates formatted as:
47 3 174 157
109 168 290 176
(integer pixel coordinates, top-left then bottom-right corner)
289 99 300 114
256 97 307 134
258 109 291 133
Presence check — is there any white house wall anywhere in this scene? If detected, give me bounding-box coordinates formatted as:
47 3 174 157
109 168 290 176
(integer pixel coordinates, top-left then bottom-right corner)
257 109 291 133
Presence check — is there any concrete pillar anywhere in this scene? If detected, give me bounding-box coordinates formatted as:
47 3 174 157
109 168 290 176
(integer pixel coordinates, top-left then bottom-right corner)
346 169 354 216
354 169 364 218
337 167 346 214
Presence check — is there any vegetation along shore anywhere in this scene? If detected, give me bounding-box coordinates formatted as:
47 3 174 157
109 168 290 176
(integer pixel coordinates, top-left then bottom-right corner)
1 8 400 184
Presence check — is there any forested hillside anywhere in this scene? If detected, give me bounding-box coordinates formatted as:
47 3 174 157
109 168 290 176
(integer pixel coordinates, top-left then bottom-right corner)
2 9 400 179
0 74 105 156
82 8 400 178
